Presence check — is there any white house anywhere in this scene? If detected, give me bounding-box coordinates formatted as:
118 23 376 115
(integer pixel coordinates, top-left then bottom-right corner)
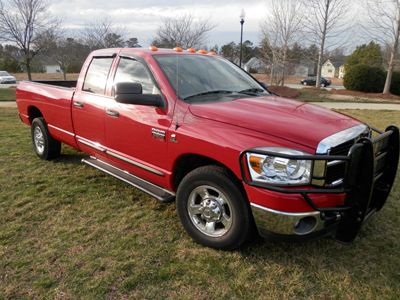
321 59 345 79
45 64 62 74
244 57 266 73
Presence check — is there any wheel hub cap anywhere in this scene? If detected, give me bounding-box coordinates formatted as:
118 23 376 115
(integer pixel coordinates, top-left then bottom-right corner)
200 198 222 221
34 126 45 154
187 185 233 237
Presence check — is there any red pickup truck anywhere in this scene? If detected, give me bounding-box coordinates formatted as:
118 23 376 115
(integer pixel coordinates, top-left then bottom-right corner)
16 47 399 249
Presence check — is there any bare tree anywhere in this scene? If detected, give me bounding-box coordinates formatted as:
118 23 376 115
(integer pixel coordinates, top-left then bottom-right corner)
303 0 350 87
153 14 215 49
0 0 59 80
82 18 125 50
365 0 400 94
260 0 303 86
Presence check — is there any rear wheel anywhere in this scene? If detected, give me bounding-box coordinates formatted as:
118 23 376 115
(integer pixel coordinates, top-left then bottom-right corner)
31 117 61 160
176 165 252 250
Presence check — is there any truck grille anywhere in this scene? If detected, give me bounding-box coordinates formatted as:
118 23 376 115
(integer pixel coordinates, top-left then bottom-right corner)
324 130 371 187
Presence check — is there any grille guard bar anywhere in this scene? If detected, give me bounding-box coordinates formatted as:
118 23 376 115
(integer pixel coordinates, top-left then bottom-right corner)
240 125 400 241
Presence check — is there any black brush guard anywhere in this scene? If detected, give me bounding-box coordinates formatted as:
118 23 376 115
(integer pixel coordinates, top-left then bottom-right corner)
240 126 400 242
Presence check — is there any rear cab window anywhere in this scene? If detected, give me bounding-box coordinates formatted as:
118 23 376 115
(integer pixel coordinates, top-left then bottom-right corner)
83 57 114 95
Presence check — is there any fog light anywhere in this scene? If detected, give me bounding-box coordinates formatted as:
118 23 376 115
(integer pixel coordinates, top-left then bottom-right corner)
293 216 317 235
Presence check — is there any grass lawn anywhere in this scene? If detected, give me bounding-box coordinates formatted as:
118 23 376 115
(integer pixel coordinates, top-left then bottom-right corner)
1 108 399 299
0 88 16 101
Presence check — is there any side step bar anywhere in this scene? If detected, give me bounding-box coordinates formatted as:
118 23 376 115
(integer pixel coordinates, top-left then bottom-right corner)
82 157 175 203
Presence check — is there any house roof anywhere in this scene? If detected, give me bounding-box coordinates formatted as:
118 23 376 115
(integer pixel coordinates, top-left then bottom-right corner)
324 59 345 68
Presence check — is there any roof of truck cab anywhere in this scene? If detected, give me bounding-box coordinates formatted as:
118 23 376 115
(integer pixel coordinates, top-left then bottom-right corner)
90 47 218 57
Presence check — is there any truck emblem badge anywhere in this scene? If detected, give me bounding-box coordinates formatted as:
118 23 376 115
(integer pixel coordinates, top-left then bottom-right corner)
151 128 166 140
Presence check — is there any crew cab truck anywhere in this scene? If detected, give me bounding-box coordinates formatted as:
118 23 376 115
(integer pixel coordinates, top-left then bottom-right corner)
16 47 399 250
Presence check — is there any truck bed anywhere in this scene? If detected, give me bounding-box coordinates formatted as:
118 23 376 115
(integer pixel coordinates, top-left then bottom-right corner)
16 80 78 148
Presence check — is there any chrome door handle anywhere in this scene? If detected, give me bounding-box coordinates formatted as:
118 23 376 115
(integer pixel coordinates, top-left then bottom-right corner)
106 109 120 118
73 101 84 108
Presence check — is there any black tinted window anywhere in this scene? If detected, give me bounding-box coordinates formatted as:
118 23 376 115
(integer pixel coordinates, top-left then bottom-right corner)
114 58 158 94
83 57 113 95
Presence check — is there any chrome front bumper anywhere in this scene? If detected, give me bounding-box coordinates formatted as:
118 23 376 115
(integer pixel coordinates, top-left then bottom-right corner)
250 203 325 237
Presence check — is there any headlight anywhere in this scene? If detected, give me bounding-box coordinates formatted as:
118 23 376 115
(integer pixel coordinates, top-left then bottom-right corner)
246 147 312 185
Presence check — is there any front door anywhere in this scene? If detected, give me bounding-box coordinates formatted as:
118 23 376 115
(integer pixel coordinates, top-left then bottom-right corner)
104 56 172 186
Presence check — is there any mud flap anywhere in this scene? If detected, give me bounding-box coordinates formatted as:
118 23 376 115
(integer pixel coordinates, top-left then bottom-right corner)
335 127 400 243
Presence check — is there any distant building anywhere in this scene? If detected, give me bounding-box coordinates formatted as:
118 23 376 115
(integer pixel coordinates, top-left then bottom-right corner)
45 64 62 74
244 57 266 73
321 59 345 79
293 60 315 77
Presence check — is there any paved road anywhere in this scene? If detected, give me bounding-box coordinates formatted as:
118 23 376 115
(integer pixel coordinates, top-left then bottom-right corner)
1 101 400 111
0 84 16 89
286 83 345 90
311 102 400 111
0 101 16 108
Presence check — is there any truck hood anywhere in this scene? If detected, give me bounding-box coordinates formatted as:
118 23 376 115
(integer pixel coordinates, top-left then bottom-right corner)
188 96 361 150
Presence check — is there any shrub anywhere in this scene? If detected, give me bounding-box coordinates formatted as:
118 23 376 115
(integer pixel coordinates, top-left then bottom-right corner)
343 64 385 93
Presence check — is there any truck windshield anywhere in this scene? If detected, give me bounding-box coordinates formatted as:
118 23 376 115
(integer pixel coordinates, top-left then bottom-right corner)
154 54 269 103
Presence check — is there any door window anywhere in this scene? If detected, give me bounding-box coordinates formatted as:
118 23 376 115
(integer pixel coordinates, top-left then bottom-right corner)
114 58 158 94
83 57 114 95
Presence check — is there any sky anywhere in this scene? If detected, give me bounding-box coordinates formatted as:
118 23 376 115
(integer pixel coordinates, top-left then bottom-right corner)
47 0 270 47
45 0 369 51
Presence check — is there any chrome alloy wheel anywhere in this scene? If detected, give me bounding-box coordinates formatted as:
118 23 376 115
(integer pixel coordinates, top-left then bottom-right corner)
33 126 45 155
187 185 233 237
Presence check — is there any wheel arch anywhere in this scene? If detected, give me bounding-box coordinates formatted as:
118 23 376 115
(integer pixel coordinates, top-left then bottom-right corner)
171 153 246 196
27 106 43 124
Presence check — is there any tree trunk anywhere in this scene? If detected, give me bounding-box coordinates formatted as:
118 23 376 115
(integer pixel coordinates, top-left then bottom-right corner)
281 48 287 86
383 17 400 94
383 50 395 94
316 0 329 88
26 57 32 81
62 69 67 80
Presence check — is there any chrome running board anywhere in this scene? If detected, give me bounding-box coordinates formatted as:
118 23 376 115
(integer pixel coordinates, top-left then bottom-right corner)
82 156 175 203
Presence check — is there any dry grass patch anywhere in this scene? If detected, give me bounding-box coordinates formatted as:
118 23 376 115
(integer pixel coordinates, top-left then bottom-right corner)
0 108 399 299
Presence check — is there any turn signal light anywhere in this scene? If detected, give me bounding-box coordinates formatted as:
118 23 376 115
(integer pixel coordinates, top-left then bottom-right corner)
187 48 196 53
249 155 263 174
149 46 158 51
173 47 183 52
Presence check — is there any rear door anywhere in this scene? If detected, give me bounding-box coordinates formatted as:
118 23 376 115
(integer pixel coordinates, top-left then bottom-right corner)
104 56 172 185
72 55 115 155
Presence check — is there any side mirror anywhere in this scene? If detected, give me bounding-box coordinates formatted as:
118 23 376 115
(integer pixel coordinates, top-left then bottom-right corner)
114 82 162 107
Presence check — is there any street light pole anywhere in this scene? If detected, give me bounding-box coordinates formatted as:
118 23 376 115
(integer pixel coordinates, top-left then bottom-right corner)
239 9 245 68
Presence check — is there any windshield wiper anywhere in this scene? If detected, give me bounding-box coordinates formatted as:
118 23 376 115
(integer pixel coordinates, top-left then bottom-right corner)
237 88 265 95
184 90 235 100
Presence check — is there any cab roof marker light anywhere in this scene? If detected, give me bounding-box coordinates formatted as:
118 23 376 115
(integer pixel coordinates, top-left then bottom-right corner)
173 47 183 52
149 46 158 52
197 49 207 54
187 48 196 53
207 51 217 56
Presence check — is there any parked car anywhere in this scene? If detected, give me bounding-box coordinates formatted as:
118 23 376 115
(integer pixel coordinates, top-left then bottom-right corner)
16 47 399 250
301 76 331 87
0 71 16 84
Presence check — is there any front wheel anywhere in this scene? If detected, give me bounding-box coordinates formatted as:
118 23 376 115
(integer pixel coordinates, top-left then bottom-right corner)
176 166 252 250
31 117 61 160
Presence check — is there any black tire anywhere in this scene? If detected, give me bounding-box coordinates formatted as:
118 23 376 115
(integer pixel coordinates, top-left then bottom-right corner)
176 165 252 250
31 117 61 160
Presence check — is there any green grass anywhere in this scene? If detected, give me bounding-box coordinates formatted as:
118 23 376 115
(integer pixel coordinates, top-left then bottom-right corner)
0 88 16 101
1 108 400 299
